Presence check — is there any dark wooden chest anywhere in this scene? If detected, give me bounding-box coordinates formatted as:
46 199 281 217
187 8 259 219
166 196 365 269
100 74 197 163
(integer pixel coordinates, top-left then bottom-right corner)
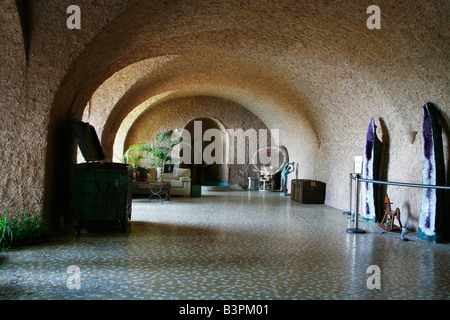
291 179 326 204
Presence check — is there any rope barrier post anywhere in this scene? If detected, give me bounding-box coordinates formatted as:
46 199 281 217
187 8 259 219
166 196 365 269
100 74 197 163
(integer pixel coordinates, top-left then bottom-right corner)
343 174 449 236
346 174 366 234
343 173 352 215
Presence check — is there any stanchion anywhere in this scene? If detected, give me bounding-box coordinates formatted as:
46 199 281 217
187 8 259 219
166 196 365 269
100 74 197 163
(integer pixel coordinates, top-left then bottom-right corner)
343 173 352 215
346 174 366 234
343 173 449 235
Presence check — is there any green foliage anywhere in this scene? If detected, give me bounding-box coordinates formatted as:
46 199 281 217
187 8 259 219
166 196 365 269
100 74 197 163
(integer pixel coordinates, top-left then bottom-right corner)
134 166 150 175
121 146 144 167
0 208 48 250
0 214 13 250
122 130 183 169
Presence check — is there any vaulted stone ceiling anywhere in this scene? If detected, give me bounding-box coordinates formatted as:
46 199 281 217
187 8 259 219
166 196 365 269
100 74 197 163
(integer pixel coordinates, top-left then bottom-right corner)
60 0 448 132
1 0 448 230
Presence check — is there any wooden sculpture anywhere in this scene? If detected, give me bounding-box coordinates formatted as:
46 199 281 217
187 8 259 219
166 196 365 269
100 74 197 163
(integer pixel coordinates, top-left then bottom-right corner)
377 195 403 232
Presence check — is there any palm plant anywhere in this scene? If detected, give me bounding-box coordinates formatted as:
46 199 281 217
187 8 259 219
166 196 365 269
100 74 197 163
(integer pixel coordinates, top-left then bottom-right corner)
121 147 144 167
150 130 183 168
122 131 183 170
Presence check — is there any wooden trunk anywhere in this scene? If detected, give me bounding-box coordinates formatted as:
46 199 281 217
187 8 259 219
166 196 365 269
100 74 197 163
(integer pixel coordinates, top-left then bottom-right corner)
291 179 326 204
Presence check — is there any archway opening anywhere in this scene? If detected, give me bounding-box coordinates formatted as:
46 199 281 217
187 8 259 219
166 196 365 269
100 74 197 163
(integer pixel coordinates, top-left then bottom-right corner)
181 117 228 187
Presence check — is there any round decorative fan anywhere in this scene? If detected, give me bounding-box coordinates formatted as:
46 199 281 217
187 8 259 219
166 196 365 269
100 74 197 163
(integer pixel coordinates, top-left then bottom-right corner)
251 146 288 177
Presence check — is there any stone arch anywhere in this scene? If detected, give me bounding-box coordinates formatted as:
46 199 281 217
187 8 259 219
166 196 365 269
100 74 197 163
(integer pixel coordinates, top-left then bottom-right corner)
181 117 229 186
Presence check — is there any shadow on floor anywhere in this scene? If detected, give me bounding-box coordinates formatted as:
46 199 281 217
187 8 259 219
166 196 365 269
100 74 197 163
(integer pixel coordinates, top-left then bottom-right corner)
129 221 221 236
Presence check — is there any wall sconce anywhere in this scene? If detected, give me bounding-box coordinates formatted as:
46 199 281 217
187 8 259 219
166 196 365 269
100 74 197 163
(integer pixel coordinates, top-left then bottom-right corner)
404 131 418 144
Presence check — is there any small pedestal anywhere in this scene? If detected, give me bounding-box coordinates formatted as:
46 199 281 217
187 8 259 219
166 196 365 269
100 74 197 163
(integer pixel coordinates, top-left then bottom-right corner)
259 179 273 192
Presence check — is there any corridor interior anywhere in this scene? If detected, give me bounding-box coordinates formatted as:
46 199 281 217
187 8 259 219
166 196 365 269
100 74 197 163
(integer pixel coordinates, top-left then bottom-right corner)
1 190 449 300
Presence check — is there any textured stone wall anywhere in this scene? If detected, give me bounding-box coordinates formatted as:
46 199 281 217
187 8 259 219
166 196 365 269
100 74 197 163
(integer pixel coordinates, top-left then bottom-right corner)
0 0 448 233
0 0 28 209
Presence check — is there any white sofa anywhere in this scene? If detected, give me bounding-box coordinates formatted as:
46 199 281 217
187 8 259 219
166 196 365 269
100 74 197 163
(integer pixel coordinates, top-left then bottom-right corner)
159 167 191 196
132 168 192 197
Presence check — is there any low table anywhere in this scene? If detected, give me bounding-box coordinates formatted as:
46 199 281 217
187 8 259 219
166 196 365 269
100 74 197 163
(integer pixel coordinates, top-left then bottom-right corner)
133 181 171 202
259 178 275 191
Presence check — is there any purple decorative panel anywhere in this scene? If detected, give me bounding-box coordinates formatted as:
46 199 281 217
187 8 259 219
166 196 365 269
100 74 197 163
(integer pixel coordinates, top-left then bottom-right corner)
418 103 447 243
361 117 382 222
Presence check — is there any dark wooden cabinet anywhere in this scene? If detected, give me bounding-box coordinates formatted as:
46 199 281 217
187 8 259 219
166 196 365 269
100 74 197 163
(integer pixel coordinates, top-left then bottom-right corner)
291 179 326 204
72 120 133 233
72 163 133 232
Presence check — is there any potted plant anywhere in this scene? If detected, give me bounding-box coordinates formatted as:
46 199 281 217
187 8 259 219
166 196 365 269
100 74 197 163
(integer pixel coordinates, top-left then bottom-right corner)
122 131 183 178
135 166 150 181
121 144 145 180
147 131 183 169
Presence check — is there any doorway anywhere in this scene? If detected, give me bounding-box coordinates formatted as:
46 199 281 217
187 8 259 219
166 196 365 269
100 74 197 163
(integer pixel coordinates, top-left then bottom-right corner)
181 117 228 186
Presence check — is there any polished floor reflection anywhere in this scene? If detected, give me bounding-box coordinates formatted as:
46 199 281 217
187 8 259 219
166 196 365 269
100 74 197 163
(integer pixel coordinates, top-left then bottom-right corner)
1 190 449 300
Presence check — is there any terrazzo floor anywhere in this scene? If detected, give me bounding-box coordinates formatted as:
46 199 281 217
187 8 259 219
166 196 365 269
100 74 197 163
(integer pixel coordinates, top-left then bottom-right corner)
1 190 449 300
